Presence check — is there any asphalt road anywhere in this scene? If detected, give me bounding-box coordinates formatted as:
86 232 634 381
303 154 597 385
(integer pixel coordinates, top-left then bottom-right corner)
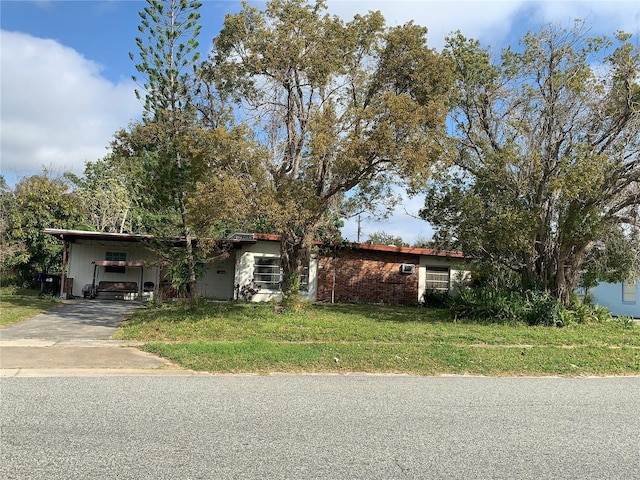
2 375 639 479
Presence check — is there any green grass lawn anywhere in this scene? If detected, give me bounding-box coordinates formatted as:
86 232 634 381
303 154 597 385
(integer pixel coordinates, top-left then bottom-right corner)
0 287 61 327
114 301 640 376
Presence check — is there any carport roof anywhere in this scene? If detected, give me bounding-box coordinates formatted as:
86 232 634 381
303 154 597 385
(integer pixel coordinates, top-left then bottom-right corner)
44 228 156 243
43 228 257 246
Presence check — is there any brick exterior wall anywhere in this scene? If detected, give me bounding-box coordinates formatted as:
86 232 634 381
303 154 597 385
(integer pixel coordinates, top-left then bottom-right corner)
317 250 419 305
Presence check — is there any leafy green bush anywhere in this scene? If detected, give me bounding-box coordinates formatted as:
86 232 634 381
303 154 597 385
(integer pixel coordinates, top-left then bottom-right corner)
449 288 616 327
522 290 564 326
421 289 451 308
449 289 527 324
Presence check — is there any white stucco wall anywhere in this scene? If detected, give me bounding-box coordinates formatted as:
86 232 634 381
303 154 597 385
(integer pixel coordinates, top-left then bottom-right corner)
66 237 320 302
196 253 237 300
233 240 318 302
418 256 470 302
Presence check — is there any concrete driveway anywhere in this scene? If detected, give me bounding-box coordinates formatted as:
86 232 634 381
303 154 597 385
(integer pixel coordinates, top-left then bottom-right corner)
0 299 191 376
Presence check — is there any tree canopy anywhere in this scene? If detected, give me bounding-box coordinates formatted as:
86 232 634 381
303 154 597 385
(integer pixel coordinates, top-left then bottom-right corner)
365 232 408 248
1 173 86 285
201 0 452 301
421 22 640 302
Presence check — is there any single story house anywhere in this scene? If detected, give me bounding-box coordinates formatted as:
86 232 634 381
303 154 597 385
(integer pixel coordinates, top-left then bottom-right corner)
588 280 639 318
43 229 469 305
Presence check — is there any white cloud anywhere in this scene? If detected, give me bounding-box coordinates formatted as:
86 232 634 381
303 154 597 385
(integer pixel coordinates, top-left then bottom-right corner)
0 30 141 180
328 1 639 49
327 1 527 49
533 1 640 36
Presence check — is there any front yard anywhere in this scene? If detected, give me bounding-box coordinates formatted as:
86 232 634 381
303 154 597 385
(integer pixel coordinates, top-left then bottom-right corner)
0 287 61 327
114 301 640 376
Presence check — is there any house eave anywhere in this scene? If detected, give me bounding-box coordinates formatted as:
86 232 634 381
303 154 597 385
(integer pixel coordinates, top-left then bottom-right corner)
42 229 467 259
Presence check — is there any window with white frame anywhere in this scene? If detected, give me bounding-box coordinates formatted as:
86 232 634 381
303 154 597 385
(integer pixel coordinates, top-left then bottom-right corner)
105 251 126 273
253 257 281 289
622 281 636 303
299 267 309 292
425 266 450 293
253 257 309 291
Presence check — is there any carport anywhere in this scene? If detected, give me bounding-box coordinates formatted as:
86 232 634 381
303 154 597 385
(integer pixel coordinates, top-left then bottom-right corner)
43 228 158 299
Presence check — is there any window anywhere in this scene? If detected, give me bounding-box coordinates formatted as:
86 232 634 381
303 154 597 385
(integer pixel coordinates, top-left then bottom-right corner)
105 251 126 273
253 258 281 289
253 258 309 291
300 267 309 292
622 281 636 303
425 266 450 293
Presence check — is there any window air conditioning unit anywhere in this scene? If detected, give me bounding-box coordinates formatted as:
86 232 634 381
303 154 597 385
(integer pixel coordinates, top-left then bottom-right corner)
400 263 415 274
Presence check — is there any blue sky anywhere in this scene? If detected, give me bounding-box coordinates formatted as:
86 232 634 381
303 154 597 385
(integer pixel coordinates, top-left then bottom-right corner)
1 0 639 243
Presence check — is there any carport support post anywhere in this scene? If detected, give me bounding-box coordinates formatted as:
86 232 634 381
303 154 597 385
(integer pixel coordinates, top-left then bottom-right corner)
60 239 68 299
92 263 98 294
139 267 144 299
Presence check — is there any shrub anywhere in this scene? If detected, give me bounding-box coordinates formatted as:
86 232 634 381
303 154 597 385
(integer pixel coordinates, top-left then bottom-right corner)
523 290 564 327
421 289 450 308
449 288 615 327
449 288 527 324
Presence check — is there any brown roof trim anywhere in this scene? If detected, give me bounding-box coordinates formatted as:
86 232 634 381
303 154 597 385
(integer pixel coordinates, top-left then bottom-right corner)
350 242 466 258
253 233 281 242
252 233 465 258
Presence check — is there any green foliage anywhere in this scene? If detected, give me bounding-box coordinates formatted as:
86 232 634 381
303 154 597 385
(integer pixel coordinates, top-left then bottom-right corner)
1 173 85 286
522 290 565 327
279 272 308 312
423 22 640 304
66 155 147 234
467 261 521 291
365 231 408 247
131 0 202 120
580 226 640 289
420 289 450 309
449 288 618 327
128 0 208 301
450 289 525 324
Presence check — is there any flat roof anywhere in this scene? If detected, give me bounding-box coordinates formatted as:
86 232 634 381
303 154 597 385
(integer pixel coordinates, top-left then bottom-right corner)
349 241 466 259
44 229 156 243
44 229 465 258
42 228 253 246
250 234 465 258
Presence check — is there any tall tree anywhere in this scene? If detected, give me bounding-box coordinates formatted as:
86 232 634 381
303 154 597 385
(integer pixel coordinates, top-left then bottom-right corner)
204 0 452 304
2 173 85 285
421 22 640 303
129 0 203 299
66 155 138 234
